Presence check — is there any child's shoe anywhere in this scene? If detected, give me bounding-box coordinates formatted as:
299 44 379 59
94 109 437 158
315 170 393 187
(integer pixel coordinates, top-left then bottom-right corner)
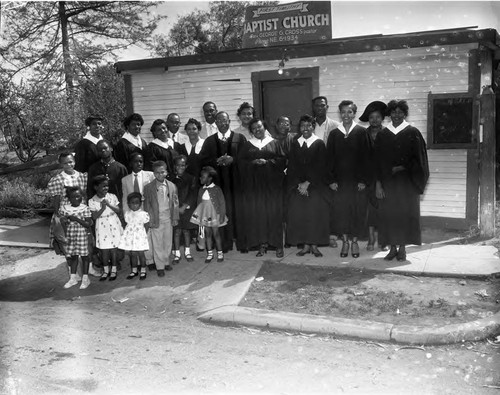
205 250 214 264
172 250 181 265
184 247 194 262
217 251 224 263
88 265 102 277
64 274 78 289
80 275 90 289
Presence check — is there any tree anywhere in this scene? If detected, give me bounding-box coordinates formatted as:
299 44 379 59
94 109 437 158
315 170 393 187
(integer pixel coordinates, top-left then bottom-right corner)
153 1 277 57
1 1 163 108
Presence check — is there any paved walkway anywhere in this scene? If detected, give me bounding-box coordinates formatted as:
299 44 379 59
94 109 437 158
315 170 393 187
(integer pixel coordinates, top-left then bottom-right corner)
1 217 499 344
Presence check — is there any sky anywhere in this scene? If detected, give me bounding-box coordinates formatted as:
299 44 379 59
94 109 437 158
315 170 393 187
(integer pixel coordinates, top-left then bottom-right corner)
118 0 500 61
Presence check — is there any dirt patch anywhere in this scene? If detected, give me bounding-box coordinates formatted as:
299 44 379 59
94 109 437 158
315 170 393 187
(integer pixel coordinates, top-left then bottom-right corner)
240 261 500 326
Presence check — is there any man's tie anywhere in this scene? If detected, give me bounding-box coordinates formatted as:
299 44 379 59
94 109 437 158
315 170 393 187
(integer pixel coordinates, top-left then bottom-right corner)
133 173 140 193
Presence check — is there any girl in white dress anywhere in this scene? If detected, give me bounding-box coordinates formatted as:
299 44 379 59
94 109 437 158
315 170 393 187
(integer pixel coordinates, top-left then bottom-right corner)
89 175 123 281
119 192 150 280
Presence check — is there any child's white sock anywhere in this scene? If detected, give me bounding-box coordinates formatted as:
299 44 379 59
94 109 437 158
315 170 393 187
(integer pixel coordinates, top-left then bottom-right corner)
173 250 180 258
184 247 191 256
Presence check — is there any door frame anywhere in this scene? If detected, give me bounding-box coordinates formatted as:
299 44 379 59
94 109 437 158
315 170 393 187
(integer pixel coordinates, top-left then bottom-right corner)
251 67 320 119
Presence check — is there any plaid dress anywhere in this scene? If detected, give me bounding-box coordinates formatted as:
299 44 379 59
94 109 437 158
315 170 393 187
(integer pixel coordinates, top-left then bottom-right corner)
47 171 88 247
59 203 91 257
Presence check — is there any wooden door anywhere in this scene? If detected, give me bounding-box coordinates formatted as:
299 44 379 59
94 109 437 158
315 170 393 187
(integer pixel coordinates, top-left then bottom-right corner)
261 79 312 135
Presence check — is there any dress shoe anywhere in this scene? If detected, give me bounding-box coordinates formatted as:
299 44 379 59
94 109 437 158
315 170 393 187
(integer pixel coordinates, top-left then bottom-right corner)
396 248 407 261
126 272 138 280
384 247 398 261
147 264 156 271
256 244 266 257
351 241 360 258
340 241 349 258
311 247 323 257
165 265 173 271
157 269 165 277
296 248 310 256
276 248 284 258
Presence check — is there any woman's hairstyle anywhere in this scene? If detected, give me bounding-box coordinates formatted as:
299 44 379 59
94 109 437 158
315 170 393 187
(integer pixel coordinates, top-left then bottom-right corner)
92 174 108 189
152 160 167 171
386 99 409 116
174 154 188 165
201 166 218 183
150 119 166 134
85 115 104 127
127 192 142 204
299 114 316 128
65 186 82 199
123 113 144 128
58 152 74 163
338 100 357 113
237 102 255 117
248 118 268 134
184 118 202 131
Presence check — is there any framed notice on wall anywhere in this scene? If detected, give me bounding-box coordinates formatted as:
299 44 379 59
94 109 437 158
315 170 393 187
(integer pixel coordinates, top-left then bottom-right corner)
427 92 478 149
242 1 332 49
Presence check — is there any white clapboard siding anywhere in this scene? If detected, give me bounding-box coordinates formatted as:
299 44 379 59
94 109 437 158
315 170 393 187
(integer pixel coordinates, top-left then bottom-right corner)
128 43 476 218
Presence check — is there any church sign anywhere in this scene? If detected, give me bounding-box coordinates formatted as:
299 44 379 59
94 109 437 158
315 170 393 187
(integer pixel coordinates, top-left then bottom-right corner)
242 1 332 49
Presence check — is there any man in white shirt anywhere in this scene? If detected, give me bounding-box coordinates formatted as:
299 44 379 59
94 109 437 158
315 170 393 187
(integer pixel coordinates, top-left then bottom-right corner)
312 96 340 145
166 113 188 145
200 101 219 139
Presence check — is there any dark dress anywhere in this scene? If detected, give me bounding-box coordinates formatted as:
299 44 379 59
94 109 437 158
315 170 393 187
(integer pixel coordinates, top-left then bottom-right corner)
286 138 329 246
178 141 204 181
74 138 100 173
375 124 429 245
238 139 286 250
366 126 382 228
114 137 148 172
172 172 198 230
199 131 247 251
326 124 370 237
143 140 180 179
87 159 128 203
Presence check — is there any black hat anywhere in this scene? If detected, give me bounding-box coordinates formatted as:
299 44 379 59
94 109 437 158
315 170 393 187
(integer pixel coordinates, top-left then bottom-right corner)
85 115 104 127
359 101 387 122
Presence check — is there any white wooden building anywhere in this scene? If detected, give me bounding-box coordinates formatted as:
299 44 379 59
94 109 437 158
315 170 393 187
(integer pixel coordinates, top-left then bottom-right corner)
115 27 499 232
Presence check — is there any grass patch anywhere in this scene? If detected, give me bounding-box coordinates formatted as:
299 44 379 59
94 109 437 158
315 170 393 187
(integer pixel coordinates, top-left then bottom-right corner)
0 177 48 215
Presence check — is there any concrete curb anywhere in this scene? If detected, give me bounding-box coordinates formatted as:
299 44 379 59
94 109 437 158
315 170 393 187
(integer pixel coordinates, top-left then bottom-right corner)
198 306 500 345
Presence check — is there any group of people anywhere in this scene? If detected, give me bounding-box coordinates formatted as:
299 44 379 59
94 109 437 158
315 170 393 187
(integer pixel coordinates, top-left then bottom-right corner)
47 97 429 290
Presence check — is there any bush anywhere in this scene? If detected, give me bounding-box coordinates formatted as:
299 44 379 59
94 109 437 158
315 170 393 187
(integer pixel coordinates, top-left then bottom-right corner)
0 178 47 211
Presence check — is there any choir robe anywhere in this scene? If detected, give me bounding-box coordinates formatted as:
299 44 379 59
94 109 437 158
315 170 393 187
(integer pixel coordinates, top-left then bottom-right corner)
114 136 148 172
199 131 247 251
87 159 128 202
178 139 205 181
375 124 429 245
326 124 370 237
238 138 286 249
286 137 329 246
366 126 383 229
143 140 180 179
74 138 100 173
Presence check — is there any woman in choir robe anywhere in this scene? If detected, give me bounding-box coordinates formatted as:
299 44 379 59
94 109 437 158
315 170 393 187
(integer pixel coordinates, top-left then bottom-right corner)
178 118 205 181
326 100 370 259
375 99 429 261
239 118 286 258
233 102 255 140
359 101 388 251
143 119 179 179
114 113 148 173
286 114 329 257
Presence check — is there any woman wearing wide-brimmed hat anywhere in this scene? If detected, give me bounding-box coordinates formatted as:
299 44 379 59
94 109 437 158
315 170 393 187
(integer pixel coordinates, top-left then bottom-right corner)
374 100 429 261
359 101 388 251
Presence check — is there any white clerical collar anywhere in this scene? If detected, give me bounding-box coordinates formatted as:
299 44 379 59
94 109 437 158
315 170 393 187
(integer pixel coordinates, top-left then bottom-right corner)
83 132 102 145
387 120 409 135
217 130 232 140
203 183 215 189
184 138 205 154
249 135 273 149
297 134 320 148
151 138 174 149
122 132 142 148
338 122 357 136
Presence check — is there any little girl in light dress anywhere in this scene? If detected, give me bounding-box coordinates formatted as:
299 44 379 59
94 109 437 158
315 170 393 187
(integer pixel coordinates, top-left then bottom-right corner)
88 175 123 281
118 192 150 280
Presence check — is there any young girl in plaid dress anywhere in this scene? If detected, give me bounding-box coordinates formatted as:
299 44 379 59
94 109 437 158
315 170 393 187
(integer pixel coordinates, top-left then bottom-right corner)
59 186 93 289
47 152 87 255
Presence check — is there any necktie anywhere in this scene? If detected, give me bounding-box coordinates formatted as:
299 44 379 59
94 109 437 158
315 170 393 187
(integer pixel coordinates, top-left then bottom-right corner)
134 173 140 193
221 134 227 142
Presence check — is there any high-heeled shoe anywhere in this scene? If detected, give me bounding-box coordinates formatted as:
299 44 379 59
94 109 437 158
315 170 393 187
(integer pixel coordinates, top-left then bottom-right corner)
296 246 311 256
256 244 267 257
351 241 360 258
340 241 349 258
276 248 284 258
311 246 323 257
384 247 398 261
